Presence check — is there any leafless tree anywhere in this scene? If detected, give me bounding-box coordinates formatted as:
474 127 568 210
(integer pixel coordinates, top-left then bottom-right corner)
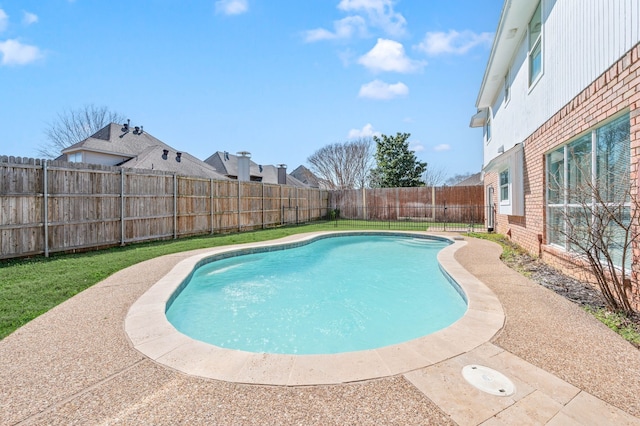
422 165 447 187
38 104 125 158
548 146 637 314
307 138 374 189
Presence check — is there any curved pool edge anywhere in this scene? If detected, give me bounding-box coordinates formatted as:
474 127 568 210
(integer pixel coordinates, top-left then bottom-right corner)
124 231 505 386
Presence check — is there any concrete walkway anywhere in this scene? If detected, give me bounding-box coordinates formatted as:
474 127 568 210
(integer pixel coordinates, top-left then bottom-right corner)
1 234 639 425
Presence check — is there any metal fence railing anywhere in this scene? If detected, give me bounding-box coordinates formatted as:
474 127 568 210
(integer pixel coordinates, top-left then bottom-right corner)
325 206 487 232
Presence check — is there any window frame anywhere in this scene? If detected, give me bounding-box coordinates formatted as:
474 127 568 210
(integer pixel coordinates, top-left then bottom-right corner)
68 152 82 163
485 115 492 144
545 113 631 267
499 168 510 205
504 68 511 105
528 2 543 88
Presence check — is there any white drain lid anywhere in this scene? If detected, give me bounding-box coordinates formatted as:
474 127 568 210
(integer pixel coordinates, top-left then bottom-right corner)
461 365 515 397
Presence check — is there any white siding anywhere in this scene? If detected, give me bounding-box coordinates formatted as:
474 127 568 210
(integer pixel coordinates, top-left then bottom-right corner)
84 151 131 166
485 0 640 167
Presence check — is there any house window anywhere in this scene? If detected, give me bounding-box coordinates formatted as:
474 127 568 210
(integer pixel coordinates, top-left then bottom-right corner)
504 69 511 103
545 113 630 267
485 116 492 143
528 2 542 86
68 152 82 163
499 169 509 204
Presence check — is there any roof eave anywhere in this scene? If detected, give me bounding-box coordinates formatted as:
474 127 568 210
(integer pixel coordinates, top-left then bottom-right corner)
62 145 133 158
475 0 539 109
469 109 488 128
483 142 523 172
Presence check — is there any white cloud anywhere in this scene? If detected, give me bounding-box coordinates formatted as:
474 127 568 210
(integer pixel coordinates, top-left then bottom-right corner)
23 12 38 25
410 142 424 152
304 16 367 42
347 123 380 139
338 0 406 37
303 0 405 43
0 39 43 65
358 79 408 100
433 144 451 152
0 9 8 32
215 0 248 16
415 30 493 56
359 38 425 73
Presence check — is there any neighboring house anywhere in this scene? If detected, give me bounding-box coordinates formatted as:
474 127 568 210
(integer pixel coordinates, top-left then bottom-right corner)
453 172 482 187
59 122 228 180
290 165 322 189
471 1 639 306
118 146 229 180
204 151 308 187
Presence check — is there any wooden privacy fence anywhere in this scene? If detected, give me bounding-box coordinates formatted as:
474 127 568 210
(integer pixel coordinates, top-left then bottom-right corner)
0 157 329 260
330 186 485 223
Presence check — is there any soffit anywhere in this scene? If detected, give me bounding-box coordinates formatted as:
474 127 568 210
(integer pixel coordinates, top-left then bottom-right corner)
476 0 540 108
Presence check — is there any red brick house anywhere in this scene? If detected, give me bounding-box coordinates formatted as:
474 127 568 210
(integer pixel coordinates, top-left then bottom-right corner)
471 0 640 308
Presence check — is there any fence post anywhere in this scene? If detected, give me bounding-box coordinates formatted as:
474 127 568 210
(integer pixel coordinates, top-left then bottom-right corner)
120 168 125 246
262 183 265 229
237 180 242 232
362 187 367 220
210 179 214 234
443 200 447 232
173 174 178 239
431 186 436 221
43 161 49 257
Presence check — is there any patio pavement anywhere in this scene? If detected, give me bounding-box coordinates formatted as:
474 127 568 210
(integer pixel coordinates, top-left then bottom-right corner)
1 234 639 425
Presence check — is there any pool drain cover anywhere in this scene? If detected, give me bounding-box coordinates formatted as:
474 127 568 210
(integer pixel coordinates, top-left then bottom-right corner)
461 365 515 397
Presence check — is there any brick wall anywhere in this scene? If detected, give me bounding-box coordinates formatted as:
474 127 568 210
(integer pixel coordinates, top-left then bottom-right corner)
484 42 640 309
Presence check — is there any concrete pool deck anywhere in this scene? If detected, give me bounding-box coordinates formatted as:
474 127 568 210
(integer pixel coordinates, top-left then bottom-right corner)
2 232 640 425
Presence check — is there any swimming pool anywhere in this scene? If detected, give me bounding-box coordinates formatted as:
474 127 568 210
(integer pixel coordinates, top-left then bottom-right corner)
125 231 505 385
166 234 467 355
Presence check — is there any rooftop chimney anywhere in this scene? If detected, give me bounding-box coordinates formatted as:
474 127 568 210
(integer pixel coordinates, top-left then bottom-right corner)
237 151 251 182
277 164 287 185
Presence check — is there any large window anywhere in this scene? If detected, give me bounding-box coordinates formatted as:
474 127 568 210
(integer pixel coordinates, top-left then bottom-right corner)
546 114 630 267
528 2 542 86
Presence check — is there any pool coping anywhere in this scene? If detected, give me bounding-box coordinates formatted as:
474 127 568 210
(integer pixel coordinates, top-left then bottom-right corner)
125 231 505 386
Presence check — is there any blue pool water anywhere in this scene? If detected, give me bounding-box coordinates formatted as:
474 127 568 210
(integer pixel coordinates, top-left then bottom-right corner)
166 234 467 355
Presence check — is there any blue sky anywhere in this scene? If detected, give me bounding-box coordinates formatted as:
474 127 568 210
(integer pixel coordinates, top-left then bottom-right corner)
0 0 503 178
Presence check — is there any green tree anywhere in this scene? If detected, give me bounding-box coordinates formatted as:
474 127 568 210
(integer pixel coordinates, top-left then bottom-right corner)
370 132 427 187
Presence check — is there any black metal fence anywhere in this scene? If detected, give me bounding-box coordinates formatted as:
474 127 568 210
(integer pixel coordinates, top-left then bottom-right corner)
325 206 487 232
